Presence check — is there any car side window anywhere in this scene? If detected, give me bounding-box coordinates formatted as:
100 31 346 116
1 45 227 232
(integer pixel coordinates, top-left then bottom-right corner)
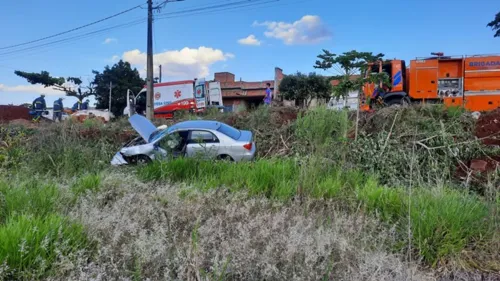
189 130 219 144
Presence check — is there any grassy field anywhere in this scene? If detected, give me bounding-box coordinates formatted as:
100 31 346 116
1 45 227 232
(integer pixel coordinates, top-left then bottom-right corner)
0 106 499 280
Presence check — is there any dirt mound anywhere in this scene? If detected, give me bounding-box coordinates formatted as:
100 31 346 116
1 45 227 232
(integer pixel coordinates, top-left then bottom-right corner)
8 119 35 128
475 109 500 145
455 156 500 190
0 105 30 122
270 106 299 125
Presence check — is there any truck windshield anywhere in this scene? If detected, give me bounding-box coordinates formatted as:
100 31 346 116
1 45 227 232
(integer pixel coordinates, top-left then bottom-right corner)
217 123 241 140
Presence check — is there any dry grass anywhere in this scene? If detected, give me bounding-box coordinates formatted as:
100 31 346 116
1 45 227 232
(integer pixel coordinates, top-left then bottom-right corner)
50 172 434 281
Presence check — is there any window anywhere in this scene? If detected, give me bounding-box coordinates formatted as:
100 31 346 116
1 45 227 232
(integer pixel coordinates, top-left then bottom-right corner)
189 130 219 144
159 131 189 150
217 123 241 140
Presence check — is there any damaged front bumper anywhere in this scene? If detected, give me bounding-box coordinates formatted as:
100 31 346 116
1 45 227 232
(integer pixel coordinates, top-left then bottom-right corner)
111 152 129 166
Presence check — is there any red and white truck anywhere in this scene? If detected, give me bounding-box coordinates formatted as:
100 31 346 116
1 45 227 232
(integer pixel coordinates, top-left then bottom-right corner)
125 78 224 118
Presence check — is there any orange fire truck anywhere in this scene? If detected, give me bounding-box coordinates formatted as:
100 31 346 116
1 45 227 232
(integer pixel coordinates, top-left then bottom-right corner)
363 53 500 112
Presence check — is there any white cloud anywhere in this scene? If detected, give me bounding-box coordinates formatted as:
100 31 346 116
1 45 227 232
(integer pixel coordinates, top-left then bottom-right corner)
103 38 117 44
238 34 261 46
0 83 64 96
121 46 234 79
108 55 120 63
253 15 331 45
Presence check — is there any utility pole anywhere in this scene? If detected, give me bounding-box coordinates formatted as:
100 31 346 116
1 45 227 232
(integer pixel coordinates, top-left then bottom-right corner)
159 65 162 83
146 0 154 120
146 0 183 119
108 81 113 112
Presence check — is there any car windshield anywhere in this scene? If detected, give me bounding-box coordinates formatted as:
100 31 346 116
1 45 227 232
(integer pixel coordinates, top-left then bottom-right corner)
149 129 168 142
217 123 241 140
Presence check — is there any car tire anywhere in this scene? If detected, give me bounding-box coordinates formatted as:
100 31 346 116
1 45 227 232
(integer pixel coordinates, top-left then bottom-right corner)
217 154 234 162
137 155 152 165
127 154 152 165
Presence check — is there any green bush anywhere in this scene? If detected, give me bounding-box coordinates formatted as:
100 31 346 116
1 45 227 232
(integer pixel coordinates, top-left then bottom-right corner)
0 215 89 280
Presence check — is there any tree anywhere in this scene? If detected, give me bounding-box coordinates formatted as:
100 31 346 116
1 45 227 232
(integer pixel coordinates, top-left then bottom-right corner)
315 50 390 141
92 60 145 117
314 49 388 99
278 72 332 108
14 70 95 102
487 12 500 37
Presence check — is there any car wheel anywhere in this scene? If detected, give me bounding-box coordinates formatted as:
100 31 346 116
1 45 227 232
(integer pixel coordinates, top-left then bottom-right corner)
128 155 151 165
217 154 234 162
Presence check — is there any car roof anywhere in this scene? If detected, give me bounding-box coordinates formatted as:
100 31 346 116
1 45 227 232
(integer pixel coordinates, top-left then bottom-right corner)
168 120 223 132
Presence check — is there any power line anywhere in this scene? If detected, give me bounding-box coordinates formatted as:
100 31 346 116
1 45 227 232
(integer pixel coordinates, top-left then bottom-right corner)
0 18 146 58
156 0 278 20
0 2 146 50
156 0 271 18
0 0 307 60
155 0 311 21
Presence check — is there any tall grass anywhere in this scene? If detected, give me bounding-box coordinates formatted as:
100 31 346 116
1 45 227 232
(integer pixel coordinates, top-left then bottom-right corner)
71 173 102 197
23 122 122 177
0 215 90 280
0 178 92 279
139 158 498 269
294 107 350 155
138 158 365 200
357 182 494 267
0 180 60 223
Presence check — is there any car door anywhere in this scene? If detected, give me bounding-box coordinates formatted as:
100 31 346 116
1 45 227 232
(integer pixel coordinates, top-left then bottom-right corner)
155 130 189 159
186 130 220 159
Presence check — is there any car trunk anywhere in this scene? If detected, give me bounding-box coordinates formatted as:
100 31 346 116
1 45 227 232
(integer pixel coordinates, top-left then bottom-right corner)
237 130 253 143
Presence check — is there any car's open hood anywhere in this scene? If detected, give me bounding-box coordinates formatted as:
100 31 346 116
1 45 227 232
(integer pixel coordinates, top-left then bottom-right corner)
129 114 157 143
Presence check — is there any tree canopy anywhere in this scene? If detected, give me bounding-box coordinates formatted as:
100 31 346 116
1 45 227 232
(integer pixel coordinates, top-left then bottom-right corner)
314 49 389 98
278 72 332 108
14 70 94 102
92 60 144 117
487 12 500 37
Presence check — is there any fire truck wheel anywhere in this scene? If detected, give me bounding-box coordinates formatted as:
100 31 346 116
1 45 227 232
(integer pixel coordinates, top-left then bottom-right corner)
385 97 409 108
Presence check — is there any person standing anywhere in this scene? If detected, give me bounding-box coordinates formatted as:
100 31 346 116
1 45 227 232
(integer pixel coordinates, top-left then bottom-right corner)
32 94 47 122
53 97 64 122
263 83 272 106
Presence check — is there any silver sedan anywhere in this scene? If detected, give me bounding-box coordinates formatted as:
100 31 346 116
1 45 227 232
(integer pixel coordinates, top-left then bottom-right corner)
111 114 256 165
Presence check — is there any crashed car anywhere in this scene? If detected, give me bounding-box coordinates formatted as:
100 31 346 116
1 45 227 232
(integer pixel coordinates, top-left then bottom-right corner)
111 114 256 166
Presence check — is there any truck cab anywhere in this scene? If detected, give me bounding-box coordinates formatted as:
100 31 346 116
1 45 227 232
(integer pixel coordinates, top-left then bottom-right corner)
362 59 409 108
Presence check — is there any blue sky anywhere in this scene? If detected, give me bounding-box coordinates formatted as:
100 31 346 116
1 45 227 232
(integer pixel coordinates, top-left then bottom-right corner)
0 0 498 107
